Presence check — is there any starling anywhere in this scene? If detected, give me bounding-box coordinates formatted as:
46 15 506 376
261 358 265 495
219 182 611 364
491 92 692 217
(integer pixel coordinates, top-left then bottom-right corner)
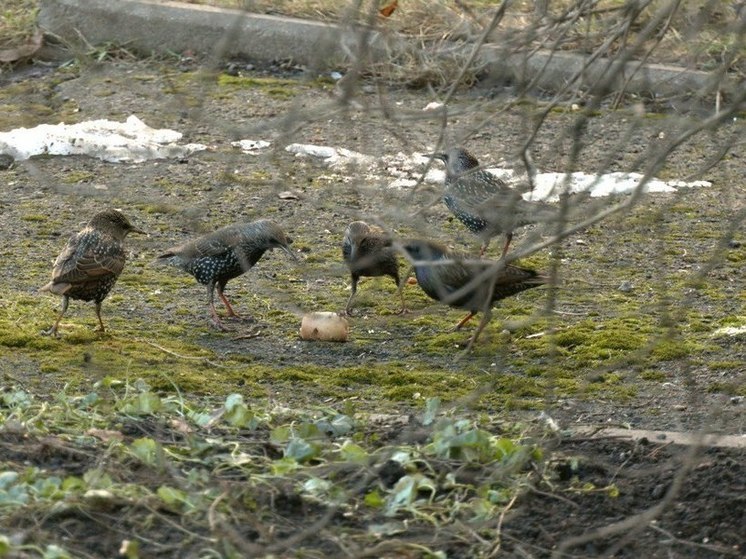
400 239 547 350
40 209 145 336
342 221 406 315
430 147 556 258
157 219 296 330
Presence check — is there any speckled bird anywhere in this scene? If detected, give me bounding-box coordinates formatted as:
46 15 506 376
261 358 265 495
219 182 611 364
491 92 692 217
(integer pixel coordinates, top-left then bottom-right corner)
342 221 406 315
400 239 547 350
430 147 556 258
157 220 296 330
40 209 145 336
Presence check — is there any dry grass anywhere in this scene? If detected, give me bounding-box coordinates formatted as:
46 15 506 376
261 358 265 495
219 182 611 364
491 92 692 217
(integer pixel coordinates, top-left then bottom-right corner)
0 0 39 49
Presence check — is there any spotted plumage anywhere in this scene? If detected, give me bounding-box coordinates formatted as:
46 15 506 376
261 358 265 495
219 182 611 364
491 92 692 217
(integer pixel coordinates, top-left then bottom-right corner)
40 209 145 336
342 221 406 315
431 147 556 257
400 239 547 350
157 219 296 330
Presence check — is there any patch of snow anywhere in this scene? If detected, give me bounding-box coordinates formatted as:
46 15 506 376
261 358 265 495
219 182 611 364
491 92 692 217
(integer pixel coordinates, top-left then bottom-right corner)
285 143 375 170
0 115 206 163
712 325 746 338
231 139 271 153
525 171 711 202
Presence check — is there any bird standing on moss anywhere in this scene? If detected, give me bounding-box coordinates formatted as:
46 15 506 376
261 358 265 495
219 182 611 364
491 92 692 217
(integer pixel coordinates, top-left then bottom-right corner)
342 221 406 315
400 239 547 350
40 209 145 336
156 219 296 330
430 147 557 258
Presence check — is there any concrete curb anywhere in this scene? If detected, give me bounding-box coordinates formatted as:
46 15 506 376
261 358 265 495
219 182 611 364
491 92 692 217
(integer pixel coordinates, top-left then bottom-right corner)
39 0 733 98
573 427 746 449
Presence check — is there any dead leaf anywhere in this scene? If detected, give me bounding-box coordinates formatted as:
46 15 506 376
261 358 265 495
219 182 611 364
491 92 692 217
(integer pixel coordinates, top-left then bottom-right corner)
86 428 125 442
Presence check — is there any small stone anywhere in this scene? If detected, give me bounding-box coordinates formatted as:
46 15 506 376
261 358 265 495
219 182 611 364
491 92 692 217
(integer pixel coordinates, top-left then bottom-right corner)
727 239 741 249
673 404 687 411
618 281 634 292
651 483 666 499
0 154 14 170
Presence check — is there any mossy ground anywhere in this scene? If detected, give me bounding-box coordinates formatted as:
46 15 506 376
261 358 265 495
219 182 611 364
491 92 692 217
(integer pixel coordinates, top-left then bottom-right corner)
1 58 744 426
0 56 744 558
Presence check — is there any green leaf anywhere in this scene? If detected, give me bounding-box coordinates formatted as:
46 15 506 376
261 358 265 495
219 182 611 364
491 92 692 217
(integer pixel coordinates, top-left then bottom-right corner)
0 472 19 489
42 545 72 559
120 392 162 415
493 437 518 460
284 438 320 462
78 392 99 407
269 425 291 445
83 470 113 489
302 477 331 496
157 485 188 508
130 437 160 466
295 422 324 440
385 474 436 517
223 394 256 429
224 393 244 409
188 410 212 427
422 397 441 426
0 485 29 506
2 390 31 408
120 539 140 559
328 414 354 436
271 457 300 475
607 484 620 498
133 378 151 392
34 476 63 499
0 535 11 556
338 441 368 464
364 489 384 508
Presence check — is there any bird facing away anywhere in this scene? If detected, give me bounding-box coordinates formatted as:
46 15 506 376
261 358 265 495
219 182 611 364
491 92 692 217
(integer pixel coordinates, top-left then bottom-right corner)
40 209 145 336
430 147 556 258
157 220 296 330
400 239 547 350
342 221 406 315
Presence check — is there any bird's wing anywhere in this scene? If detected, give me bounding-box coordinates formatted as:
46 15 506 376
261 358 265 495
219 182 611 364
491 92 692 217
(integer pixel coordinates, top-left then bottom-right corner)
51 231 124 285
424 257 474 294
356 233 392 257
477 192 556 224
170 225 245 259
463 261 542 286
342 235 353 261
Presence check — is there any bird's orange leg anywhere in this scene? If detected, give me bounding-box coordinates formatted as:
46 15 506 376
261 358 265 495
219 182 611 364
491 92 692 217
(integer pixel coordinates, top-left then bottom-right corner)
394 274 410 315
452 312 475 331
464 310 492 352
207 284 230 331
500 232 514 259
217 284 239 318
218 283 256 323
345 276 359 316
94 302 106 332
44 296 69 337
